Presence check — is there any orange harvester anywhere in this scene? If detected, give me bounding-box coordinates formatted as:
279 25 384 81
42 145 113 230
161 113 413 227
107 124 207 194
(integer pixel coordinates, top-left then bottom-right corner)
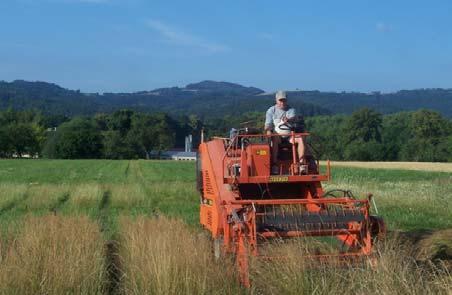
198 129 385 287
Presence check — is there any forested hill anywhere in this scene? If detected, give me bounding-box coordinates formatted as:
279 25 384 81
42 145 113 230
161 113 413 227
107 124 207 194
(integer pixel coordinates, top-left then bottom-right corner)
1 80 451 117
287 89 452 116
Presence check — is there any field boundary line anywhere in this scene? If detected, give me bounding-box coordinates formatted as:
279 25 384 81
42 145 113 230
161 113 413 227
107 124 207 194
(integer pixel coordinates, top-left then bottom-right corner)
124 161 130 178
98 189 112 232
99 190 111 211
97 188 124 295
133 160 160 212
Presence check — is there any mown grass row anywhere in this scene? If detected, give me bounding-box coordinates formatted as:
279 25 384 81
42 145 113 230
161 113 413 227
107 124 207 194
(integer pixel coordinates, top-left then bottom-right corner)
0 160 198 230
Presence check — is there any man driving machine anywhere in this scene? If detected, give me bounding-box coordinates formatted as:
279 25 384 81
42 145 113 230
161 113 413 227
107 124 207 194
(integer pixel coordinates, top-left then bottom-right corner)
264 90 306 174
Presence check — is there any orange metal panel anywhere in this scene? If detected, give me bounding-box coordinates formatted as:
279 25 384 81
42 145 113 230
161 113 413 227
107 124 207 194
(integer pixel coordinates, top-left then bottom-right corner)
246 144 270 177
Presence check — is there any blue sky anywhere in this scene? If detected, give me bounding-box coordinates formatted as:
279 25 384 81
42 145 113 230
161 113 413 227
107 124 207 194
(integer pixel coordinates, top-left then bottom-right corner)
1 0 451 93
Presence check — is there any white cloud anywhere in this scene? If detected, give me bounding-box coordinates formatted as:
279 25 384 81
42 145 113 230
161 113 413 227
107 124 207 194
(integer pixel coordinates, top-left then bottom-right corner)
376 22 392 32
144 19 229 53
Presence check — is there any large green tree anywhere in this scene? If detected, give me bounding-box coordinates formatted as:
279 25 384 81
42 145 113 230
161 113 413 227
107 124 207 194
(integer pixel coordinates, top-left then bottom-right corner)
6 123 39 157
305 115 347 160
343 108 385 161
0 110 44 157
401 110 451 161
44 117 103 159
381 112 413 161
345 108 383 143
100 111 176 159
107 109 134 136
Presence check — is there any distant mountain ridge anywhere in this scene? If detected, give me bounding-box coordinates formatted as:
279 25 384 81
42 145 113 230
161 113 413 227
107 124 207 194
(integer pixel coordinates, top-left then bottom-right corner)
185 80 264 95
285 88 452 116
0 80 451 117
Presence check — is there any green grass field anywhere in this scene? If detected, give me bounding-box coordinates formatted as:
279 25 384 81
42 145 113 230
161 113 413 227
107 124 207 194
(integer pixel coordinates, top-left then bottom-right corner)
0 159 450 294
1 159 449 231
0 160 198 230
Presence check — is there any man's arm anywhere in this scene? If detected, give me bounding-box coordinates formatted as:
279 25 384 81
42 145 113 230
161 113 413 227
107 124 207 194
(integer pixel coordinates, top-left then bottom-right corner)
285 108 297 122
264 107 274 134
285 108 305 132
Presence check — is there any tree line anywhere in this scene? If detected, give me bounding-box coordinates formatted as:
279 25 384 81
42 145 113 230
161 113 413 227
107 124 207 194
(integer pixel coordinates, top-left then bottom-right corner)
305 108 452 162
0 109 202 159
0 108 450 162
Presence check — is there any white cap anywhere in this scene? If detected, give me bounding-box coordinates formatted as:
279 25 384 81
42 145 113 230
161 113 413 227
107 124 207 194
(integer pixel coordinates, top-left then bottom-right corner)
275 90 287 100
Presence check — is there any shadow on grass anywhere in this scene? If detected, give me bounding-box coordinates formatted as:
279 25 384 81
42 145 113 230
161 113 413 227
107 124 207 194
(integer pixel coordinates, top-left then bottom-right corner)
105 237 123 295
392 229 452 261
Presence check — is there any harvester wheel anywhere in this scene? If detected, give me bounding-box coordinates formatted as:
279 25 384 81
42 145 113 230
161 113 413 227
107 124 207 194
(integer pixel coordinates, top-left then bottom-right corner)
370 215 386 243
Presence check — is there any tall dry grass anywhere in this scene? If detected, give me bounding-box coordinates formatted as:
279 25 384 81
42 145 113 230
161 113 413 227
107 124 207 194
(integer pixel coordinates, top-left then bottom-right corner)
119 216 242 295
0 215 106 295
250 237 452 295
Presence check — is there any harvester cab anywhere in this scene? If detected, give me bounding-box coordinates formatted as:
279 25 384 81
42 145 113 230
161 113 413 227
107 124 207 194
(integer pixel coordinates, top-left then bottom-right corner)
198 128 385 287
